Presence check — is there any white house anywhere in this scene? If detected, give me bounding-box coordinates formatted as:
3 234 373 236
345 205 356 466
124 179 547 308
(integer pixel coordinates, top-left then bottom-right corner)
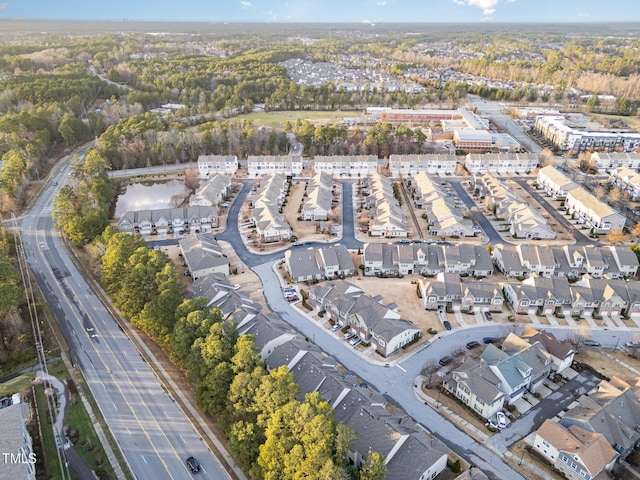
197 154 238 178
312 155 378 177
610 166 640 200
465 153 539 175
247 155 303 176
388 154 457 177
536 165 579 199
565 188 626 234
189 173 232 207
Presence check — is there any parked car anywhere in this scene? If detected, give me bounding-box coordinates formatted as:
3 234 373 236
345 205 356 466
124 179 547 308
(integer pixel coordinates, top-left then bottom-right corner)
625 341 640 348
583 339 601 347
562 338 577 345
484 311 493 321
466 341 480 349
286 295 299 302
330 324 341 332
343 331 354 340
483 337 496 344
443 321 452 331
186 456 200 474
496 411 507 429
439 356 453 367
349 335 361 346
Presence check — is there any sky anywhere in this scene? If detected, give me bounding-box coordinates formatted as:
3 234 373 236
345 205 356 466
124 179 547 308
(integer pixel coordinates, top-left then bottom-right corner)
0 0 639 23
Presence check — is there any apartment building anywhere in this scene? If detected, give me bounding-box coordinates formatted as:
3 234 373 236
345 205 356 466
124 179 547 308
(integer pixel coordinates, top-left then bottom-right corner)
536 165 579 200
465 153 539 175
453 129 493 152
117 206 217 235
610 166 640 200
363 174 409 237
565 188 626 234
301 171 333 220
591 152 640 173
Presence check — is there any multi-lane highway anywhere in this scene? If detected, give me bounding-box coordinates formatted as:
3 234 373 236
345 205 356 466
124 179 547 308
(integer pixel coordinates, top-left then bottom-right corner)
21 155 231 480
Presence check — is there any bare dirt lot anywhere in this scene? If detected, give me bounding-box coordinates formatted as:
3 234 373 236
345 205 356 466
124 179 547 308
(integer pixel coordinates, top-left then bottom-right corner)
283 180 337 242
574 348 640 385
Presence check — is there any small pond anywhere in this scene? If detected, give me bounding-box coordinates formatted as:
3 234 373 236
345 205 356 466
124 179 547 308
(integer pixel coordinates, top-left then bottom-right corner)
115 180 190 217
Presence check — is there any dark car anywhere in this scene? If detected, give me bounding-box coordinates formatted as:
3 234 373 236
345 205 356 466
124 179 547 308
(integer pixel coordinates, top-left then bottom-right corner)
439 356 453 367
483 337 496 344
583 339 601 347
466 341 480 349
484 311 493 321
186 456 200 474
443 321 452 330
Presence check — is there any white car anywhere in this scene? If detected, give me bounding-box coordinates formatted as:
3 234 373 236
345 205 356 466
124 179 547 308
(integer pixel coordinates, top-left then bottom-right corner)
349 335 361 346
330 324 341 332
496 411 507 429
343 331 354 341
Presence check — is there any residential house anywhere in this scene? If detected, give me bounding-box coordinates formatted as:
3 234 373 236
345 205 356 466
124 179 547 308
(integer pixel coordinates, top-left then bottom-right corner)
480 336 552 404
561 377 640 457
426 197 475 237
117 206 217 235
443 358 505 419
301 171 333 221
247 155 303 177
419 273 503 312
364 174 410 237
0 403 35 480
179 233 230 279
264 341 450 480
519 327 576 374
284 245 355 282
565 188 627 234
312 155 378 177
503 276 571 316
592 152 640 173
189 173 231 207
533 419 617 480
389 154 457 177
536 165 579 200
610 167 640 200
506 203 556 240
252 204 292 243
492 244 528 278
186 273 259 319
464 153 538 175
308 281 420 357
363 243 493 278
197 154 238 178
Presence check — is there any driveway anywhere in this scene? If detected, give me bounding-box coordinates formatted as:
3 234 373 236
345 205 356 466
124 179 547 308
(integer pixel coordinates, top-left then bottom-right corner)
487 370 600 453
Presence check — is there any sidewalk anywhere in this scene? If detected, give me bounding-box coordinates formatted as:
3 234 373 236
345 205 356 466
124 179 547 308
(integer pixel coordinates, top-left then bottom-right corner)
413 375 559 480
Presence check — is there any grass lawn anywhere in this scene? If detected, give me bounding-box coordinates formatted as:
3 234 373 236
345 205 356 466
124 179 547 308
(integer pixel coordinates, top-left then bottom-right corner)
34 384 77 480
34 359 118 480
0 373 34 397
241 110 356 128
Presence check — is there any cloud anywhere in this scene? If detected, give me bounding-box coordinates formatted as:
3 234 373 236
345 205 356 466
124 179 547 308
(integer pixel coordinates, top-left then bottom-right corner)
376 1 387 5
239 1 252 9
453 0 514 16
577 12 591 17
0 3 8 10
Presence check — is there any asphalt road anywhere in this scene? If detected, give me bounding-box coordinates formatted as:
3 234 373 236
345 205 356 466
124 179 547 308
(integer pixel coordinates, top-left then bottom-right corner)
21 157 231 480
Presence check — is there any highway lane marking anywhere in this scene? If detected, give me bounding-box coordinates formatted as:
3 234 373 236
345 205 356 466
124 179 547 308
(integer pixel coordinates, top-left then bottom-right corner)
165 411 170 418
113 403 118 411
396 365 407 373
122 350 127 356
141 455 147 464
127 427 131 435
180 435 186 444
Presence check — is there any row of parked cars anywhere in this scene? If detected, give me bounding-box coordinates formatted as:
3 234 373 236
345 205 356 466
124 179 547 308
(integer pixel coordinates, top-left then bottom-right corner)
282 286 299 302
329 323 362 347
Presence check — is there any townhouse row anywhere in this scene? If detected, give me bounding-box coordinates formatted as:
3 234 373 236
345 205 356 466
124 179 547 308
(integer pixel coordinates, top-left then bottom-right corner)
248 174 292 242
363 242 493 277
360 174 410 237
185 273 450 480
117 206 217 235
493 243 638 280
412 172 475 237
477 173 555 239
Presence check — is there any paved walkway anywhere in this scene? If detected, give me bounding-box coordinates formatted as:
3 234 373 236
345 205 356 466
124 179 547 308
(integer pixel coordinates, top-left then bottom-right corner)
36 369 96 480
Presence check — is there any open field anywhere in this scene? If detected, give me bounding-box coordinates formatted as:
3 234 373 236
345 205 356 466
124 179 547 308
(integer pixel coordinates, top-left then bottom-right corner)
241 110 356 129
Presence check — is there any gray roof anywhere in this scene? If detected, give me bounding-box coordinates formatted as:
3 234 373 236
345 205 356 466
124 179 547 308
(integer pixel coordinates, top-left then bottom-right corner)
285 249 323 279
186 273 258 318
179 233 229 273
562 381 640 453
446 358 504 405
0 403 32 480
